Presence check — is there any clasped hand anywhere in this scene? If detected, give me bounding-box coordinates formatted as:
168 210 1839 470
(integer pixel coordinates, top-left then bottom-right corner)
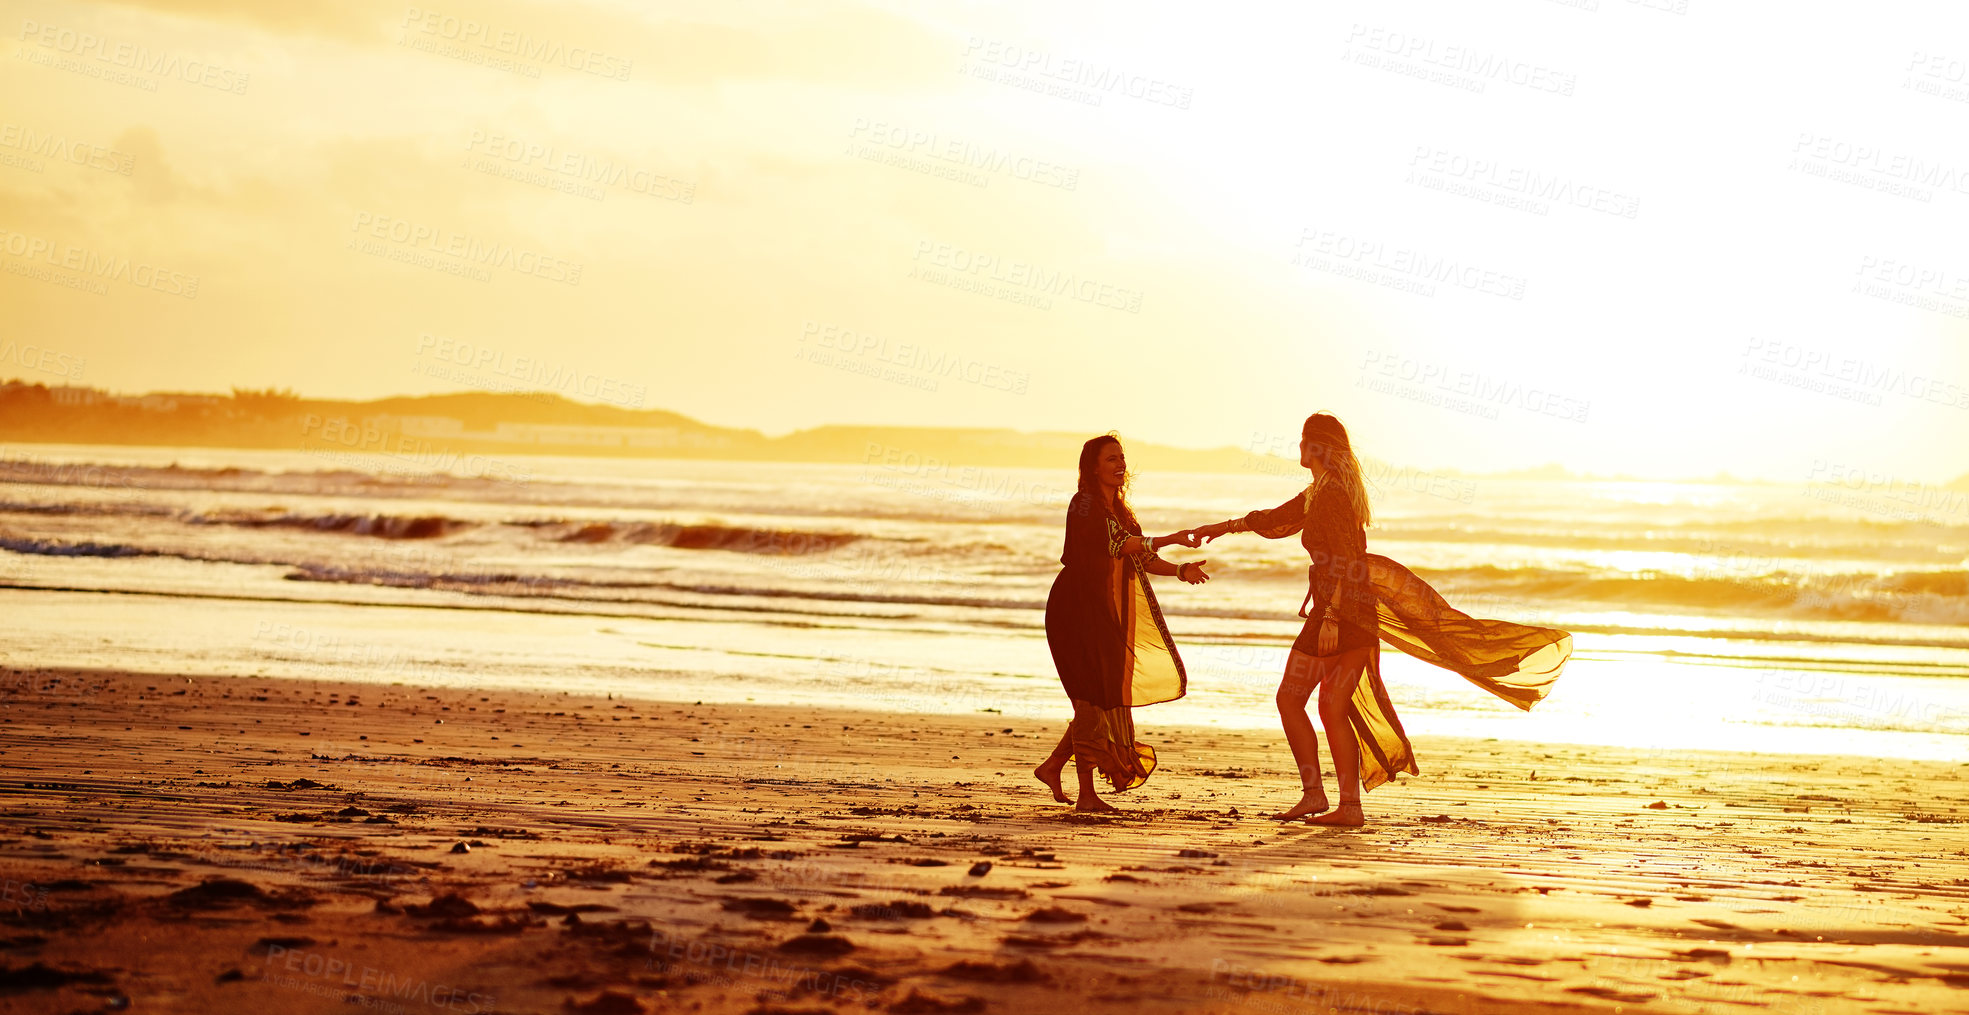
1165 521 1233 548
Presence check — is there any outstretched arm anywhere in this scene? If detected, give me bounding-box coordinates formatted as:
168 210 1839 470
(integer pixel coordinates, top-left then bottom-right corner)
1105 520 1211 584
1187 488 1311 544
1117 531 1194 556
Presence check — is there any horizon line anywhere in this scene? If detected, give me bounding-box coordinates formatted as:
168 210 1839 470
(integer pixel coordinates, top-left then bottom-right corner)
4 376 1958 488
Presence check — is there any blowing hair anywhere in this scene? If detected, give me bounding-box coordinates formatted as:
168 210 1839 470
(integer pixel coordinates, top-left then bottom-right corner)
1076 433 1141 534
1304 412 1372 528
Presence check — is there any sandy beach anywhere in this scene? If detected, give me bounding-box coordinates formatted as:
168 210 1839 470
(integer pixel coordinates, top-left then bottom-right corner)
2 666 1965 1015
9 0 1969 1009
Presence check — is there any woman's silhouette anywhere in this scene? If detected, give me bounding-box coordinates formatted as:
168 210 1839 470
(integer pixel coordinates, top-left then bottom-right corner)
1188 413 1571 826
1034 434 1208 812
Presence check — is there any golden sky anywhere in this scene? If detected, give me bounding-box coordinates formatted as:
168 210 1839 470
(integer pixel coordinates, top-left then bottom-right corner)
2 0 1966 481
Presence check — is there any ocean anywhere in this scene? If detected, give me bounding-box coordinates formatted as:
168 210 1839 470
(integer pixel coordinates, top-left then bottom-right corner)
3 442 1965 762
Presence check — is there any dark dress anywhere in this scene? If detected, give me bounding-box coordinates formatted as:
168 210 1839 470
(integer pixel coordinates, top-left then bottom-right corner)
1242 480 1378 657
1044 492 1187 791
1240 478 1573 791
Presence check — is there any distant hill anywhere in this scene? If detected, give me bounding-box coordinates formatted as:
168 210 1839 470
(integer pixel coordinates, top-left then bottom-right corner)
0 379 1270 473
6 379 1897 483
356 392 724 432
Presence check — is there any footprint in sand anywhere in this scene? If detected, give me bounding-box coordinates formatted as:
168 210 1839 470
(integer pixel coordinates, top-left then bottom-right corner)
1568 985 1655 1003
848 900 936 920
719 897 800 920
777 933 855 956
938 958 1048 983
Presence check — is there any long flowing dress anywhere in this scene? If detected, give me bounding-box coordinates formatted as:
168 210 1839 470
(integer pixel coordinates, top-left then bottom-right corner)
1044 491 1188 792
1242 479 1572 791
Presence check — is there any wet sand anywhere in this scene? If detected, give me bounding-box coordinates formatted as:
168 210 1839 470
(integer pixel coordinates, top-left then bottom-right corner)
1 666 1965 1015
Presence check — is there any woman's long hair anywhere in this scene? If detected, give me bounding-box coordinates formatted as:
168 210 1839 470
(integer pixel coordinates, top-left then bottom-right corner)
1304 412 1371 528
1076 433 1141 534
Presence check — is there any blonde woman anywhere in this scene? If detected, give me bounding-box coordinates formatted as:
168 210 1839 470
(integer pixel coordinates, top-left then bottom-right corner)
1189 413 1571 826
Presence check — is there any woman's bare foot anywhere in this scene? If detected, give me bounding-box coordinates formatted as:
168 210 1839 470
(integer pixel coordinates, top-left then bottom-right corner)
1033 763 1071 804
1074 795 1119 813
1306 802 1363 827
1269 788 1330 821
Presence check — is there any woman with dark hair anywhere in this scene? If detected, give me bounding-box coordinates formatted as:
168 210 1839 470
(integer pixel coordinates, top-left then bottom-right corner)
1033 434 1208 812
1188 412 1571 826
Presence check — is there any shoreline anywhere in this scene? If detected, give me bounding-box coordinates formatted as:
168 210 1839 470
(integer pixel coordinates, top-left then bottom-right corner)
5 583 1968 766
3 666 1966 1014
